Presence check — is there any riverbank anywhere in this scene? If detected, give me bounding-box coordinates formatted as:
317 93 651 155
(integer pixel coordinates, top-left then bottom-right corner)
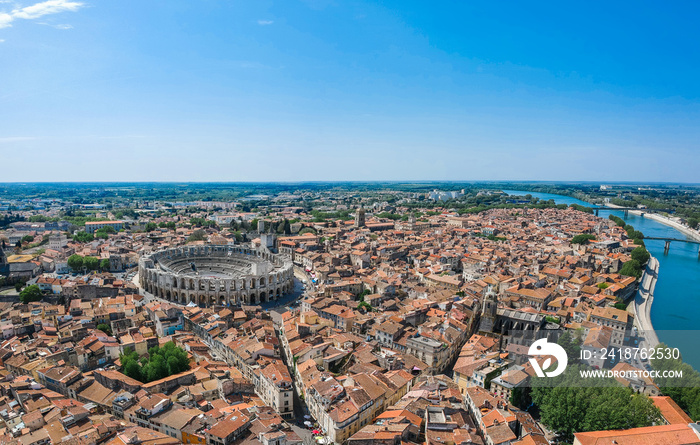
641 213 700 242
632 256 660 348
604 203 700 242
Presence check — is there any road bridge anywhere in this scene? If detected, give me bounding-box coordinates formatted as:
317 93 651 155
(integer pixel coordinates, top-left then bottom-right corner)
642 236 700 258
593 206 675 217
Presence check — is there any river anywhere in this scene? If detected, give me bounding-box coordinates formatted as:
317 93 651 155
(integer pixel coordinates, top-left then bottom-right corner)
502 190 700 369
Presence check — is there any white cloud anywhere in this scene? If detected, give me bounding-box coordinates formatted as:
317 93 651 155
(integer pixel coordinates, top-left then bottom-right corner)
12 0 83 19
0 137 36 143
0 39 4 43
0 12 12 28
257 19 273 25
38 22 72 29
0 0 83 29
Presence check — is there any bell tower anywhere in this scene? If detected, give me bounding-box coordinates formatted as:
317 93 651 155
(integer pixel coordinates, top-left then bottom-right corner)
355 207 366 228
479 285 499 333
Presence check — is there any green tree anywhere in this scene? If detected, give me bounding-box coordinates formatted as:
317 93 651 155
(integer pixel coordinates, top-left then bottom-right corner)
67 254 84 271
557 330 583 365
631 246 651 265
187 229 207 243
619 260 643 279
124 360 141 380
532 365 661 443
21 235 34 244
72 231 94 243
100 258 110 271
83 256 100 271
145 222 158 232
510 386 532 410
357 301 373 312
96 323 112 336
651 343 700 420
19 284 43 303
571 234 596 245
688 217 700 230
249 218 259 231
609 215 626 227
119 342 190 383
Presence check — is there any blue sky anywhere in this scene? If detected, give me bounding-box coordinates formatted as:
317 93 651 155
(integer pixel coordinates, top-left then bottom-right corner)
1 0 699 182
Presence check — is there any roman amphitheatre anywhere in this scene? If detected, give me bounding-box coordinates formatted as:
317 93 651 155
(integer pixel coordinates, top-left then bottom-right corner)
138 244 294 306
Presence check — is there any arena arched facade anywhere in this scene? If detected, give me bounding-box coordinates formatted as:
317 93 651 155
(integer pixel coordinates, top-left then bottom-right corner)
138 244 294 307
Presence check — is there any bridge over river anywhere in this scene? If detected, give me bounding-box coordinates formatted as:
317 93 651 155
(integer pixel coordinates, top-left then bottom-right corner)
593 206 675 217
642 236 700 257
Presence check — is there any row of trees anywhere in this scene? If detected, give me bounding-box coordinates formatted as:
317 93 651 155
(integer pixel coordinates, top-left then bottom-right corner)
72 231 94 243
189 217 218 228
145 221 178 231
67 254 110 272
651 343 700 420
608 215 650 279
530 366 662 443
618 246 651 279
95 226 117 239
609 215 644 243
120 342 190 383
511 331 662 443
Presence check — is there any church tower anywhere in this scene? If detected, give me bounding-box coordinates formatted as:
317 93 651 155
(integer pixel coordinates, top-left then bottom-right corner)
355 207 366 228
408 214 416 230
479 285 499 333
0 244 7 277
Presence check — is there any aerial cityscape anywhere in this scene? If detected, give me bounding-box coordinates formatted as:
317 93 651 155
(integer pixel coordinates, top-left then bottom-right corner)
3 1 700 445
1 183 700 445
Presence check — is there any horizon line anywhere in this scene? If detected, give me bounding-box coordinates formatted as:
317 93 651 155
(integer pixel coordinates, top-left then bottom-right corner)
2 180 700 186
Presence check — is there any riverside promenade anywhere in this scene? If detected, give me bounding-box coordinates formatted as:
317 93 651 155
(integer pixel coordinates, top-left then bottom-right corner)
632 256 660 348
605 203 700 242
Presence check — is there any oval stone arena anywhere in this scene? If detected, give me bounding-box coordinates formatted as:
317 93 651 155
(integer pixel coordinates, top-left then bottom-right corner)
138 244 294 307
